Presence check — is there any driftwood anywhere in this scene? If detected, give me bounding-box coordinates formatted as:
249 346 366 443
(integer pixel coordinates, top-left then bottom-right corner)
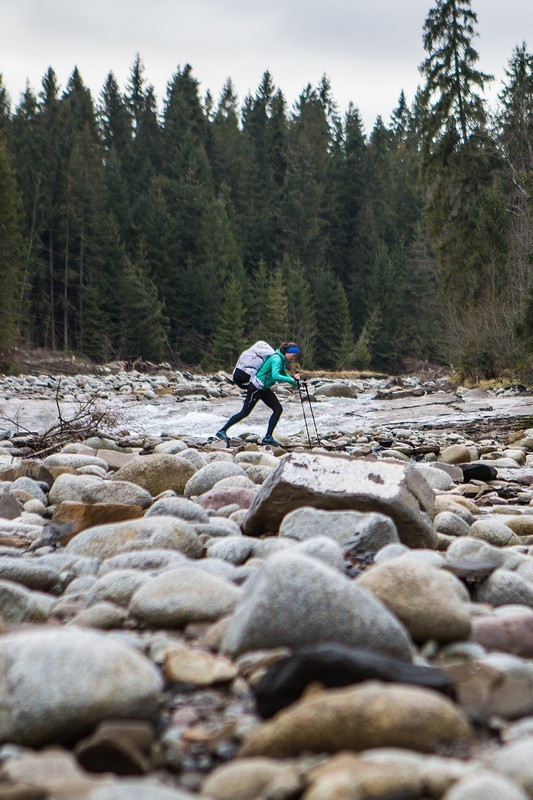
0 379 116 458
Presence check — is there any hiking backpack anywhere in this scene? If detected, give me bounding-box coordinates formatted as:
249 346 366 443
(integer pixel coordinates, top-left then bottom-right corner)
232 341 275 388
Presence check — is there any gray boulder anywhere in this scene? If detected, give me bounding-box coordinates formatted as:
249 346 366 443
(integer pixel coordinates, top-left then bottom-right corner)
65 517 203 559
184 461 247 498
242 453 436 549
0 627 162 746
130 567 241 627
279 506 399 553
49 474 151 509
144 496 209 523
0 581 54 624
222 551 414 659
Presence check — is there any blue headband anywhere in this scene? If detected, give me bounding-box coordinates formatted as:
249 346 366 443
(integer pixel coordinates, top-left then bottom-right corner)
286 346 299 354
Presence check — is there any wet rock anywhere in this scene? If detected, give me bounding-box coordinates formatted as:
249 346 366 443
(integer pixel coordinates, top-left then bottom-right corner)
460 463 498 482
253 642 455 719
242 453 437 549
65 517 203 559
357 557 471 644
130 567 241 627
240 682 472 758
0 627 162 746
111 455 196 496
222 551 414 660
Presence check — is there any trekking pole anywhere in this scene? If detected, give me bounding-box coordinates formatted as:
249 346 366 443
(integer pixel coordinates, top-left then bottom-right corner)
297 380 313 448
303 381 322 446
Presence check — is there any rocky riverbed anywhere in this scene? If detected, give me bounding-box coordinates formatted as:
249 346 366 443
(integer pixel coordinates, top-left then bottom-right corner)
0 366 533 798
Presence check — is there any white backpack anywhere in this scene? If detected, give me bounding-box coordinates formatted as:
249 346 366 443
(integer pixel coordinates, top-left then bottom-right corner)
233 341 275 388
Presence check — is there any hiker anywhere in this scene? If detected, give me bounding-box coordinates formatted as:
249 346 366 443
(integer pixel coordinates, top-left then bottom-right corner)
216 342 300 446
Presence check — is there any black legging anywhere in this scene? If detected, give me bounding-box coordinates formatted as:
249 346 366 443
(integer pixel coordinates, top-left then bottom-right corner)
221 384 283 437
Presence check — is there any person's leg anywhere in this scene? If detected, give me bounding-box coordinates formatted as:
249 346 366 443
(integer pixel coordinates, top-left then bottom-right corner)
262 389 283 438
219 385 260 434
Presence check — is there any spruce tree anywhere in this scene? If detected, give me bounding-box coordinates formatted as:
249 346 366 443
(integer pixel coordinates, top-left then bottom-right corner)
209 272 246 368
420 0 492 150
0 130 25 349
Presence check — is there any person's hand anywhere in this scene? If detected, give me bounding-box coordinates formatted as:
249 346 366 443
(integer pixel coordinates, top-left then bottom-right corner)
294 372 301 382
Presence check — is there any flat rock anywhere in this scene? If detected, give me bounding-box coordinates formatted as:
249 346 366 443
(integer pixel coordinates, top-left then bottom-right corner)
222 551 414 660
52 501 144 539
0 627 162 746
240 682 472 758
242 453 437 549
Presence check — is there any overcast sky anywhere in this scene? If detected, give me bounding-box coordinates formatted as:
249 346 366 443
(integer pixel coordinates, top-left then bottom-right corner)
2 0 531 131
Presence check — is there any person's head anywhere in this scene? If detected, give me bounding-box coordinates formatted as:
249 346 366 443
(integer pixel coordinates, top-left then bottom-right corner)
280 342 299 361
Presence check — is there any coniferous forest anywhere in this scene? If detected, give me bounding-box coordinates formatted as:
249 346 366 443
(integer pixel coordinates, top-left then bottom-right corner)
0 0 532 377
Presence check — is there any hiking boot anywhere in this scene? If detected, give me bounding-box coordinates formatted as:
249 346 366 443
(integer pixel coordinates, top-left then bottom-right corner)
262 435 282 446
216 430 229 441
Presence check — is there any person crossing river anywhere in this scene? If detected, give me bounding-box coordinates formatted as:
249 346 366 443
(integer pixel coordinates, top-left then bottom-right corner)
216 342 300 446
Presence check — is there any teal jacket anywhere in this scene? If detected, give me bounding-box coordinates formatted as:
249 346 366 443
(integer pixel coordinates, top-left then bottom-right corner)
253 349 297 390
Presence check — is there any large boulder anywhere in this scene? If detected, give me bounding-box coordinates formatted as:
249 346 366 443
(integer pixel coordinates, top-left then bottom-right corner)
240 682 472 758
130 567 241 627
222 551 414 660
242 453 436 549
357 557 472 644
0 627 162 746
65 517 203 559
111 455 196 496
49 474 151 509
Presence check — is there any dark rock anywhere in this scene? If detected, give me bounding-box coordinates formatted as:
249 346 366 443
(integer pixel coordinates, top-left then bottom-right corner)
252 642 455 719
460 463 498 482
74 720 154 775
